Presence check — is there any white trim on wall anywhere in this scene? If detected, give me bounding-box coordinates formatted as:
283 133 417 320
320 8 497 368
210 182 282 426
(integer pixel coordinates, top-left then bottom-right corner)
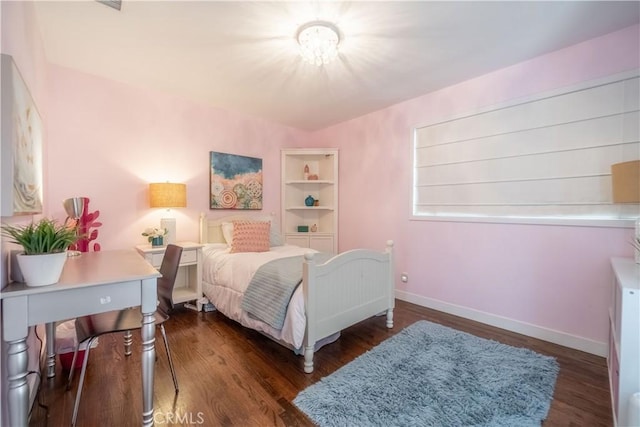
395 289 607 357
410 215 635 228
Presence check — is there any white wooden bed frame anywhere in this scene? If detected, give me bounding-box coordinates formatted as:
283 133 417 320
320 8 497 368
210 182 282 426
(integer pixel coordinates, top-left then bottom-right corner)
198 213 394 373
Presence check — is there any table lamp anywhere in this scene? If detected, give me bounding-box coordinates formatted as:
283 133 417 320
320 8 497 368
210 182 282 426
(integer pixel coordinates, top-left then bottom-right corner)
149 182 186 245
63 197 88 256
611 160 640 262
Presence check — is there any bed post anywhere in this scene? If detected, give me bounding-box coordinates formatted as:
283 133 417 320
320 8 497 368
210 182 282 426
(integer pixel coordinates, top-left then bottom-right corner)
199 213 206 244
302 252 316 373
386 240 395 329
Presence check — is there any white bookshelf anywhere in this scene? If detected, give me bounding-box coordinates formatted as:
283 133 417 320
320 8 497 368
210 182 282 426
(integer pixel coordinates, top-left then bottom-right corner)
608 258 640 426
281 148 338 254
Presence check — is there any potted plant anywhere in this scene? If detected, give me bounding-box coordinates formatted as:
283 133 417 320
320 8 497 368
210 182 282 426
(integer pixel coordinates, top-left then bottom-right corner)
142 227 167 247
1 218 80 286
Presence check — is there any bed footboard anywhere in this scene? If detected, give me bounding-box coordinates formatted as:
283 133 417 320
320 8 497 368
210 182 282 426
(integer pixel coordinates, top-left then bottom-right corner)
302 240 394 373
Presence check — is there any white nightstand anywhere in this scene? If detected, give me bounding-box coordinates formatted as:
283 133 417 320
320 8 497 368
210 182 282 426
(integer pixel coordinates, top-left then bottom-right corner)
135 241 204 311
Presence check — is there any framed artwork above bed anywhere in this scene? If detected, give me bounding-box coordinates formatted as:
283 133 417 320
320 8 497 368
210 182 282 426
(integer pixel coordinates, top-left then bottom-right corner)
209 151 263 210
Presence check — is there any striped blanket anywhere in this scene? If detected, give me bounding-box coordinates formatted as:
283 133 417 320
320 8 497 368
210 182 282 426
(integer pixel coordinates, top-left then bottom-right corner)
241 253 332 329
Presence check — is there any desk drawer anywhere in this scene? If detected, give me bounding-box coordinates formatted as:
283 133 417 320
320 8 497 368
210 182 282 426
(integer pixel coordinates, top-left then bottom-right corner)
28 282 142 324
180 249 197 264
150 249 196 268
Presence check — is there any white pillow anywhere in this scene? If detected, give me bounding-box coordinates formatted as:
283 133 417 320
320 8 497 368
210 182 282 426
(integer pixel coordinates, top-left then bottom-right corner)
267 219 284 246
221 222 234 245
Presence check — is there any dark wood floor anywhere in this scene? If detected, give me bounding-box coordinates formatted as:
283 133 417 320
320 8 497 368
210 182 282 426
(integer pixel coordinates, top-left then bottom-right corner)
29 300 612 426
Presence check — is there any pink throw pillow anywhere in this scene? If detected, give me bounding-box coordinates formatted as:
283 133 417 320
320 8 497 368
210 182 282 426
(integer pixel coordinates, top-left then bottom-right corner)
230 220 270 253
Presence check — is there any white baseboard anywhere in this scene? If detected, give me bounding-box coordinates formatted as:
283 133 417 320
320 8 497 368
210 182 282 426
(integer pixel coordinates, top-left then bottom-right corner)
395 290 607 357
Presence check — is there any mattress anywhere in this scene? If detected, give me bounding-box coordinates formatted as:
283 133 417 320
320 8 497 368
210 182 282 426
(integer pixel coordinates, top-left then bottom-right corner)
201 243 315 350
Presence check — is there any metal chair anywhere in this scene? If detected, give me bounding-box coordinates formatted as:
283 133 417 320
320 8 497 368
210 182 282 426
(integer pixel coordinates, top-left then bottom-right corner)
67 244 183 426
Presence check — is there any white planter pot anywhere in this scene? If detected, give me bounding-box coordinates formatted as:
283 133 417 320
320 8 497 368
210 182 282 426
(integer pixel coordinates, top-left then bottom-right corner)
16 251 67 287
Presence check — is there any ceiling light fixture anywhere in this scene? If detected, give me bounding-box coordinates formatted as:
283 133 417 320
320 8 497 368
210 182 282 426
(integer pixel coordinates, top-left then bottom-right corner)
296 21 341 66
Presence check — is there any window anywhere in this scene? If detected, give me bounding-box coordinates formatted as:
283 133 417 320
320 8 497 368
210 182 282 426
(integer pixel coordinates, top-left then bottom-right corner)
413 72 639 226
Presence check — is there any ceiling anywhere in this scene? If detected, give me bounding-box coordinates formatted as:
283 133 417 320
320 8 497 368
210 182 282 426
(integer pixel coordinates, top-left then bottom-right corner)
32 1 640 131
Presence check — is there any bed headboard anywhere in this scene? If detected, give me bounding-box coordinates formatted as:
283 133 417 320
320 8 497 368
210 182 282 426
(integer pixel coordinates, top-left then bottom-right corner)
199 212 279 244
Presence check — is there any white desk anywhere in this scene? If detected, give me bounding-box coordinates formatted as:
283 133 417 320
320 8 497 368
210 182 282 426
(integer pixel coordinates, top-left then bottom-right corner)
0 250 160 427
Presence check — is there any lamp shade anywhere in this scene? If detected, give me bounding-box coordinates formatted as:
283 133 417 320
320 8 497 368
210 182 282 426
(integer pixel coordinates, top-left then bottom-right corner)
63 197 88 219
149 183 187 208
611 160 640 203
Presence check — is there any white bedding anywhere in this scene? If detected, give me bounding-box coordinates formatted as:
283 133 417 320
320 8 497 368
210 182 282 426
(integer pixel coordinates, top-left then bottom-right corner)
201 243 317 350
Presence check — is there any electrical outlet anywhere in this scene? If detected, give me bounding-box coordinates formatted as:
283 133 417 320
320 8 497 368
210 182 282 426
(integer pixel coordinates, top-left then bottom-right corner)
400 273 408 283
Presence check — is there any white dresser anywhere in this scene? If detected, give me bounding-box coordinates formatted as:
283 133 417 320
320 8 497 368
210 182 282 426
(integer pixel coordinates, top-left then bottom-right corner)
608 258 640 427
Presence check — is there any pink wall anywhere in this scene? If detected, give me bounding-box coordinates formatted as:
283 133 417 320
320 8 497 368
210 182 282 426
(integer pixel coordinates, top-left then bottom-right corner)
310 24 640 348
0 2 48 111
45 65 310 250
